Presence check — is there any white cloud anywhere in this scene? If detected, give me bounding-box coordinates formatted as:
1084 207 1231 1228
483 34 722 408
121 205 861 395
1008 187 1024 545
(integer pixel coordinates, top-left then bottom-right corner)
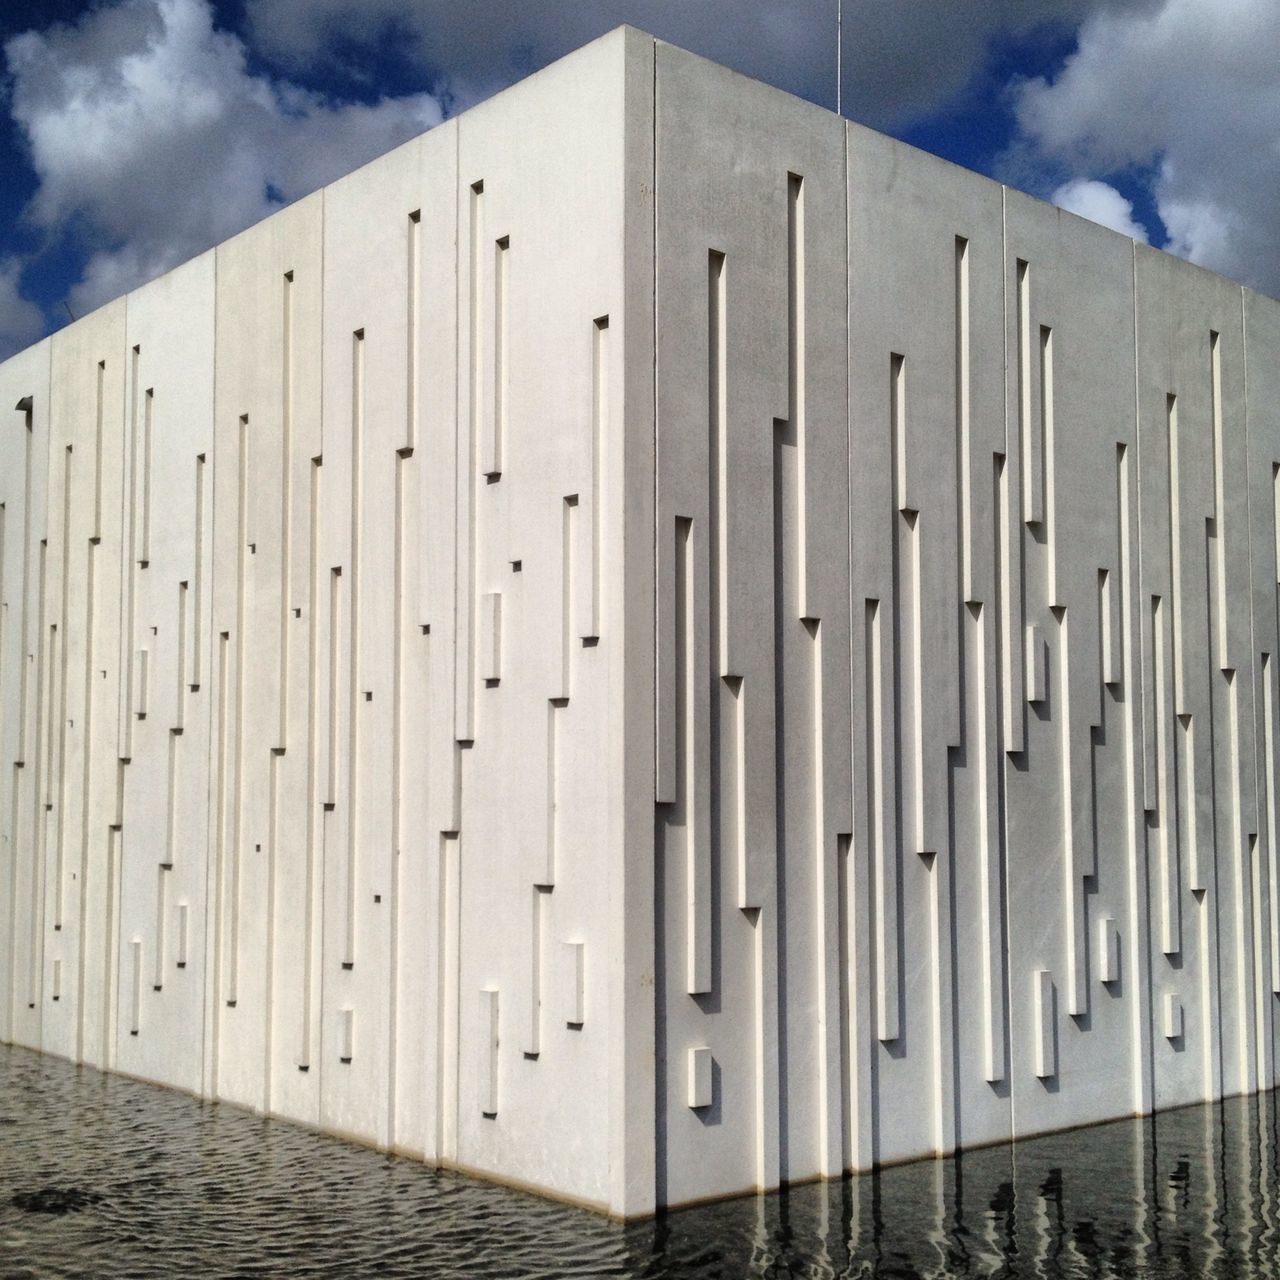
1051 178 1150 242
243 0 1160 129
1015 0 1280 294
0 257 43 360
5 0 444 316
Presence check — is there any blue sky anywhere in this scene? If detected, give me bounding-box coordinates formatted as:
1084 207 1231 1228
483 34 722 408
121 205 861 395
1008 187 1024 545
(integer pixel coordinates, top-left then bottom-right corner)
0 0 1275 358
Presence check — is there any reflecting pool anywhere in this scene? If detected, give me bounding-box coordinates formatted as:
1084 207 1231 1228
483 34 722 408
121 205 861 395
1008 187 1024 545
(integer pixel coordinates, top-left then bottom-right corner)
2 1043 1279 1277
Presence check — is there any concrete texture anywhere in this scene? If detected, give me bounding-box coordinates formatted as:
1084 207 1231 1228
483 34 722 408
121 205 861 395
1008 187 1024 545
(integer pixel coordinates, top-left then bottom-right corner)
3 27 1280 1217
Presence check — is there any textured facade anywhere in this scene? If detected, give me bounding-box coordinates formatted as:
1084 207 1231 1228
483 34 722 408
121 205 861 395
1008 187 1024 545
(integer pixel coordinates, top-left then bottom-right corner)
3 28 1280 1218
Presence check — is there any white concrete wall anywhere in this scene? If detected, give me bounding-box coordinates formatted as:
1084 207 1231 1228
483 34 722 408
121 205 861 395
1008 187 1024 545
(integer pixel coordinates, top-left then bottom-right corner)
0 25 649 1216
649 39 1280 1210
3 26 1280 1219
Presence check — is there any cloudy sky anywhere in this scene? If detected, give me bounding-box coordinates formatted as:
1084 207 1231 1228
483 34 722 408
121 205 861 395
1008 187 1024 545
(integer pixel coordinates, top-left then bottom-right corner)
0 0 1276 358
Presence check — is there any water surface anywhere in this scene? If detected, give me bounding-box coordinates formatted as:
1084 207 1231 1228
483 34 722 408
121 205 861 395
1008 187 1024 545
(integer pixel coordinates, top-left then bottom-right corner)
2 1043 1278 1277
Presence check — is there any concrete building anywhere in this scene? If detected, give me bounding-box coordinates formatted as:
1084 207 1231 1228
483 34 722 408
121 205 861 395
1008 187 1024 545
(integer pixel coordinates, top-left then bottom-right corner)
3 27 1280 1218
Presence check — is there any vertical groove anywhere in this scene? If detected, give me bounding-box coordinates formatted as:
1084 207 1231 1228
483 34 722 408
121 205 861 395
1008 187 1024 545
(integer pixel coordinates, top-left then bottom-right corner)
192 455 205 689
407 210 421 454
103 828 119 1067
1017 260 1041 525
457 181 483 743
867 598 897 1042
1210 332 1228 668
140 390 153 566
1168 394 1186 706
709 250 727 671
326 568 341 808
153 864 166 990
1041 327 1056 601
956 237 973 600
130 939 141 1036
541 700 558 888
300 461 321 1069
387 450 407 1140
1264 654 1280 992
1153 595 1180 956
436 833 461 1158
278 272 294 751
75 510 97 1059
29 544 47 1010
527 887 544 1056
231 414 249 1009
54 447 72 929
92 362 104 543
560 495 577 700
1058 607 1087 1015
346 330 364 968
175 583 187 728
586 316 608 640
788 173 807 617
487 236 508 478
973 599 1004 1082
676 516 705 994
122 347 139 761
729 676 748 907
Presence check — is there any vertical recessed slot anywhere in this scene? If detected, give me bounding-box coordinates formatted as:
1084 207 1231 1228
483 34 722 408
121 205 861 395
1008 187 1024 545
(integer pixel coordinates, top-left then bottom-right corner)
867 598 898 1043
564 940 585 1027
1264 654 1280 991
1040 326 1056 598
277 272 294 752
1025 624 1046 704
890 353 907 512
93 360 105 542
176 901 188 969
406 210 421 453
480 988 499 1116
339 1006 354 1063
688 1046 712 1110
134 648 149 719
540 700 558 888
51 957 61 1003
559 495 578 701
191 454 206 688
175 582 187 728
677 516 708 995
326 567 341 807
153 864 167 990
140 388 154 566
1099 916 1120 985
1033 970 1056 1079
1017 260 1041 525
787 171 808 617
480 591 501 683
130 939 142 1035
1166 393 1185 705
970 601 1004 1082
709 249 728 671
485 236 508 478
526 889 546 1056
1100 569 1119 687
1058 608 1086 1015
955 236 973 598
1210 331 1227 668
348 332 363 964
1153 595 1180 957
727 674 752 909
583 316 608 641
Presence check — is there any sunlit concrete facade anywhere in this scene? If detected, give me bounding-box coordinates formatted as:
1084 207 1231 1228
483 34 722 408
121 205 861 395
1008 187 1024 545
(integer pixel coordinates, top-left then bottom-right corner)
3 28 1280 1217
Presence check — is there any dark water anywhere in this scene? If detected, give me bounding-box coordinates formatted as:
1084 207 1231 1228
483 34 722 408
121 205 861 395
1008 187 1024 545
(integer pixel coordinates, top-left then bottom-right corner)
3 1045 1280 1278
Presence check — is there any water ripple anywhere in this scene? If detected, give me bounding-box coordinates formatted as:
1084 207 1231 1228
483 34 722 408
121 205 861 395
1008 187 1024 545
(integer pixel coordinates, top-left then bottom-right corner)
2 1045 1280 1277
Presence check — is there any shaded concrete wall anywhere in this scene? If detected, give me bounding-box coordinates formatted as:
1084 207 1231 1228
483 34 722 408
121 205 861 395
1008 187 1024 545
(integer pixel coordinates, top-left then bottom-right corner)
3 27 1280 1219
650 40 1280 1210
